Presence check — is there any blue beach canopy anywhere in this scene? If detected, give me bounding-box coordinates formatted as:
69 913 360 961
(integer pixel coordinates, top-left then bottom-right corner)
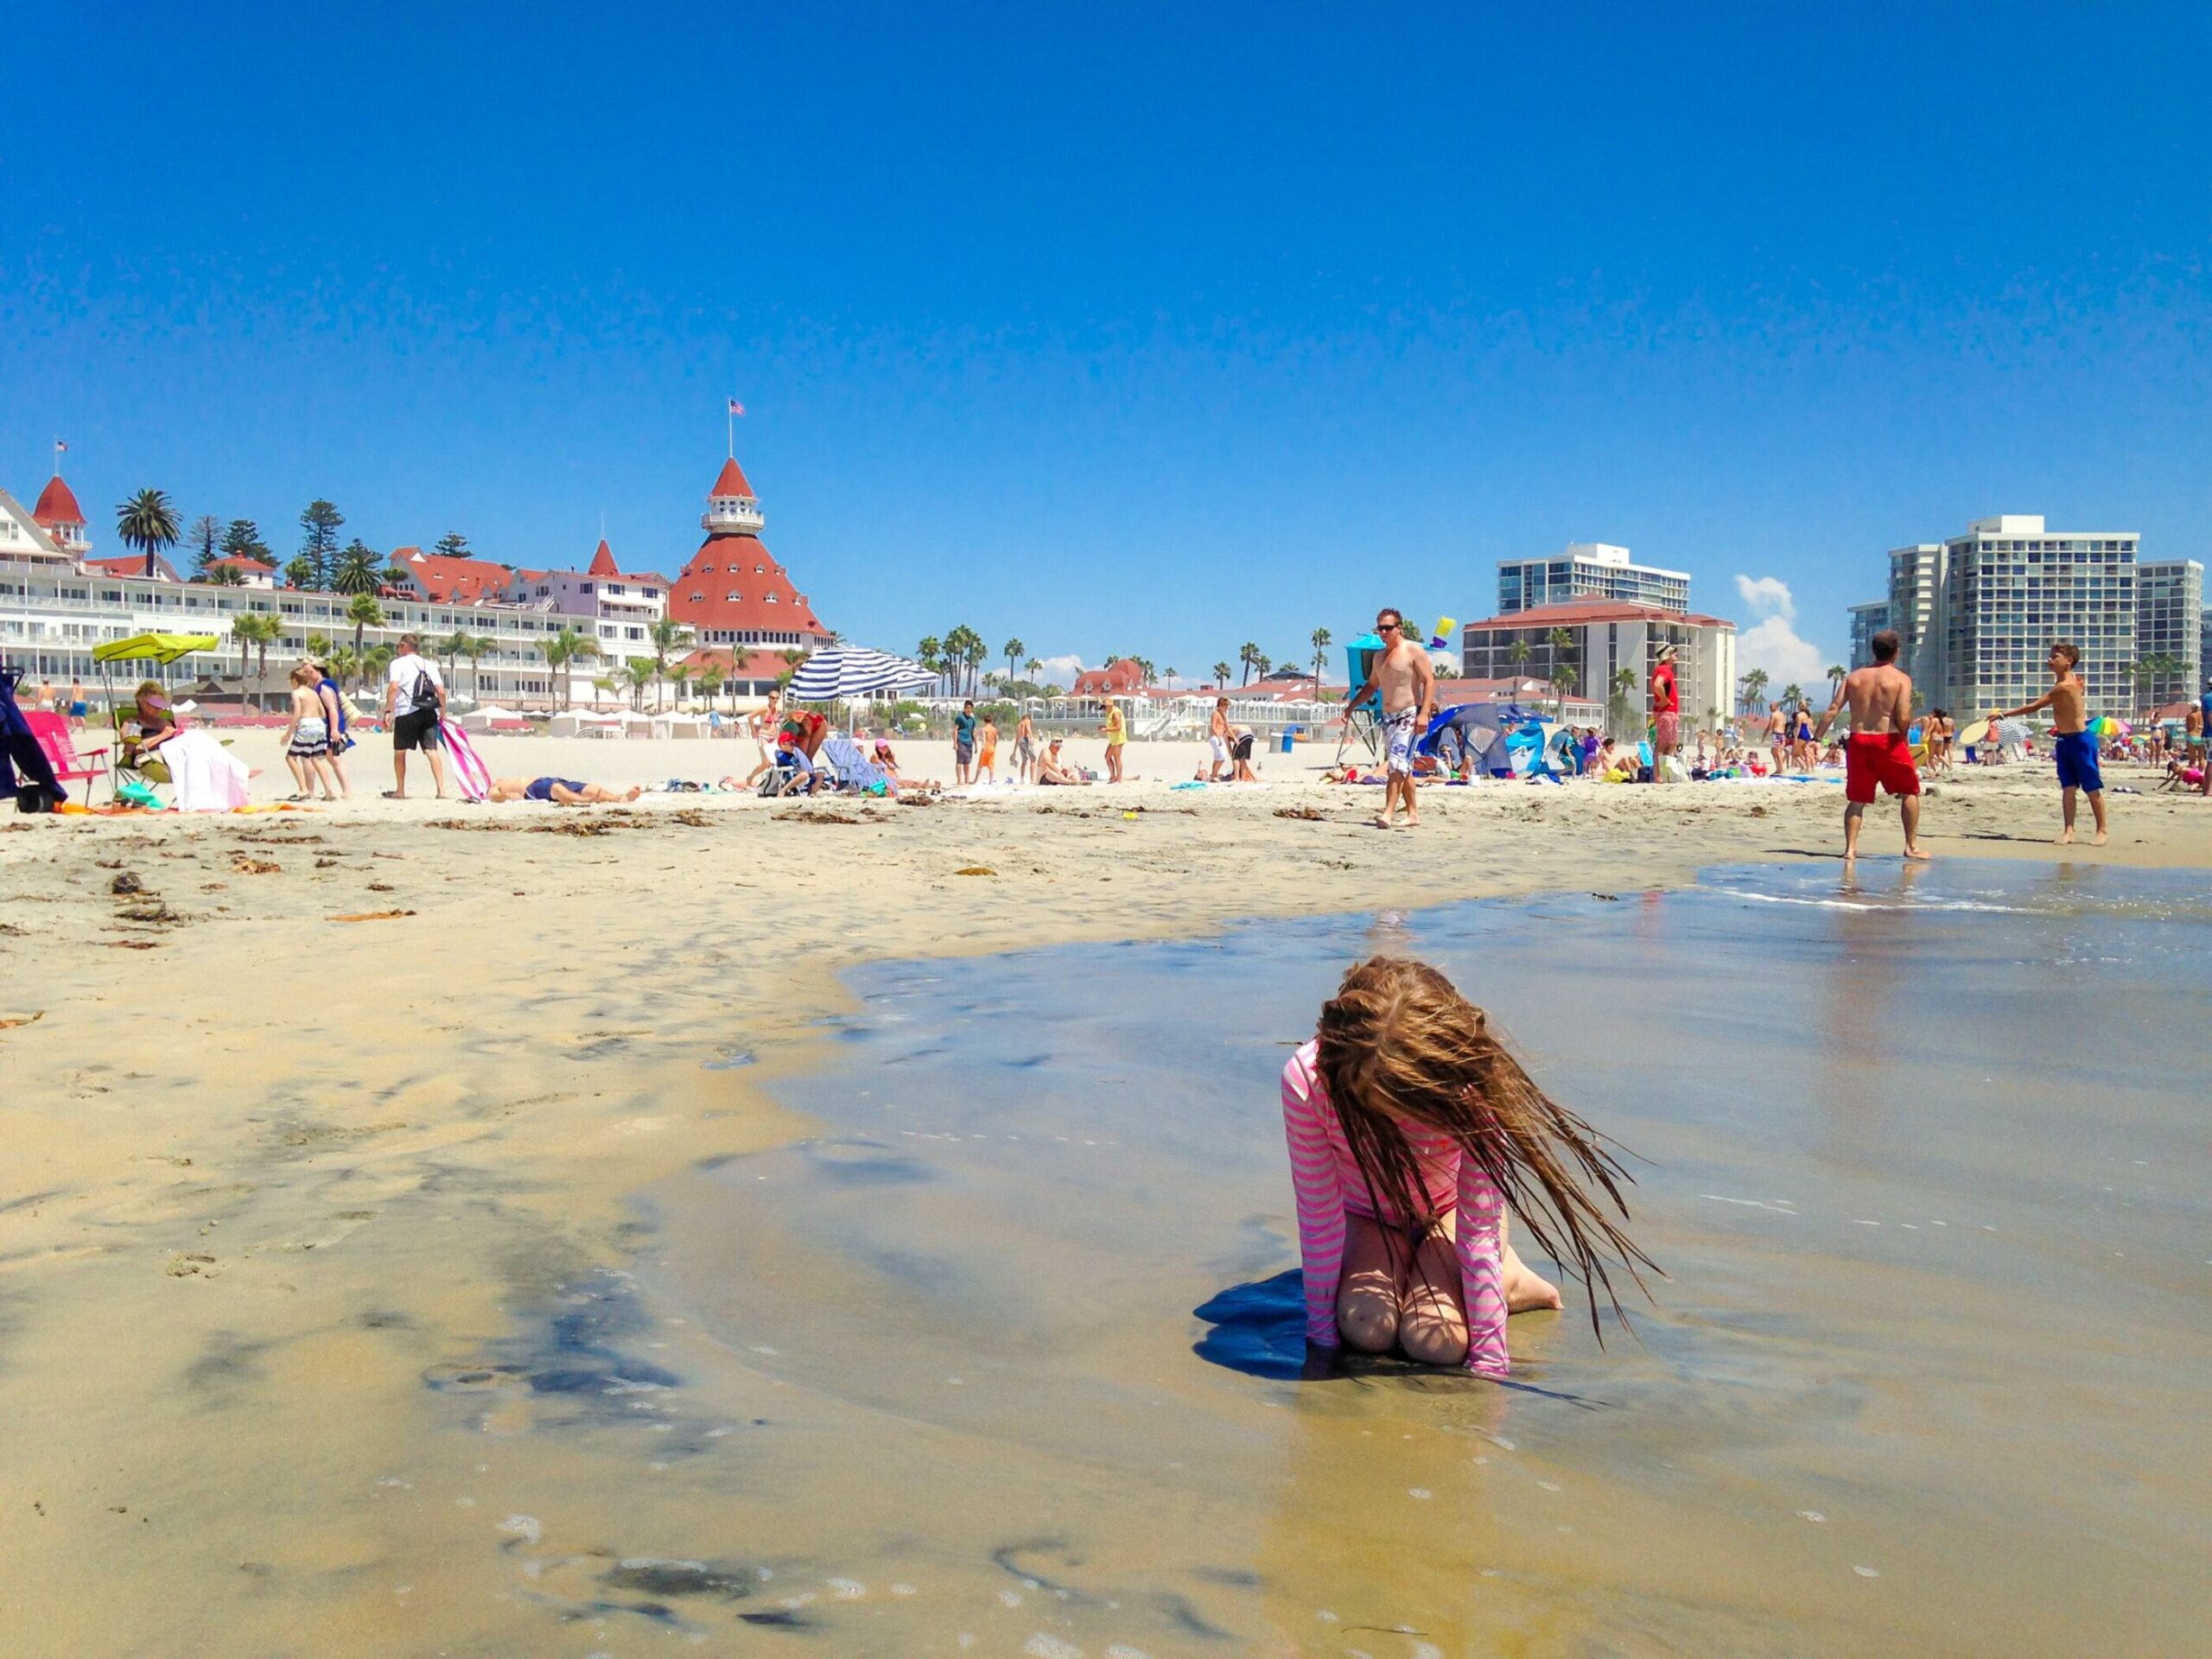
1344 633 1385 712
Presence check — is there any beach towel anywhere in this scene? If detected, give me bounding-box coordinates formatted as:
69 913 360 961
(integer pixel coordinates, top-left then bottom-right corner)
162 728 250 811
440 719 492 803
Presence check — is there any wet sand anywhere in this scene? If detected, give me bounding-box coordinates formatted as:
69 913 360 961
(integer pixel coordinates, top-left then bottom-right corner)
0 756 2206 1655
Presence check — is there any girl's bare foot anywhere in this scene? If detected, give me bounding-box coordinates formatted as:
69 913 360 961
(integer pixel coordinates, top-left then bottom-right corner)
2092 830 2107 845
1500 1240 1563 1313
2056 829 2075 844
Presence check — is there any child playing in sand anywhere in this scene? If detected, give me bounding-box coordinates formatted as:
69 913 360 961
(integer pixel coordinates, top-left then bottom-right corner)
1281 957 1654 1376
1990 641 2107 846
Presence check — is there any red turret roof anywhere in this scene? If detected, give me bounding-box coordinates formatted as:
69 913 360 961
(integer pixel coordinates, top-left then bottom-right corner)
668 533 830 639
33 474 86 528
710 457 755 499
588 538 620 576
397 546 517 606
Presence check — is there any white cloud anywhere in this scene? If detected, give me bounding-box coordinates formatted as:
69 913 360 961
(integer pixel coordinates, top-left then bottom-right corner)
1733 574 1796 620
1031 653 1085 688
1732 574 1829 689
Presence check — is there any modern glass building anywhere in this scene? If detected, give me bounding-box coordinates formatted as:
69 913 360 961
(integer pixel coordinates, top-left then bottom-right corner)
2134 560 2203 705
1847 600 1892 670
1496 543 1690 614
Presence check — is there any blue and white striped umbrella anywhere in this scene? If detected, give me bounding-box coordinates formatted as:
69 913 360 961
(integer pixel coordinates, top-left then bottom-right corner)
785 645 938 702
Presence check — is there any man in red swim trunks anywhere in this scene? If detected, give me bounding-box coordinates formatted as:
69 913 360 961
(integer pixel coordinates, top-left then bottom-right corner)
1814 628 1929 863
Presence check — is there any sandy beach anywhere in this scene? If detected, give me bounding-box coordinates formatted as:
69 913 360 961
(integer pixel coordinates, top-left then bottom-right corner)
3 735 2207 1655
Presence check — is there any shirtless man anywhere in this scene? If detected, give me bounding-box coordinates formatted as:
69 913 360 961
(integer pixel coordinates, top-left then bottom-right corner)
1815 627 1929 862
1764 703 1789 774
1991 640 2107 846
1344 607 1436 829
1206 698 1234 782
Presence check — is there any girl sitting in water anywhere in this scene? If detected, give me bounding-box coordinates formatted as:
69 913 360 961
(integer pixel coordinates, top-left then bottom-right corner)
1282 957 1654 1377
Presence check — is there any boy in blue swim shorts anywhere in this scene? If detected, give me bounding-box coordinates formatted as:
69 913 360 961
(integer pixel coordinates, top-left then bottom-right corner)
1991 640 2107 847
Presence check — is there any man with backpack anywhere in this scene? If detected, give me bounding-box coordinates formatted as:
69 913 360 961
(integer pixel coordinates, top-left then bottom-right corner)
380 632 449 800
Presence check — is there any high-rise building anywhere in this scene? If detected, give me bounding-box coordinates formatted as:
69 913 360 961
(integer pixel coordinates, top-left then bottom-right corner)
1496 543 1689 615
2134 560 2202 706
1847 601 1892 669
1884 543 1946 690
1940 517 2137 716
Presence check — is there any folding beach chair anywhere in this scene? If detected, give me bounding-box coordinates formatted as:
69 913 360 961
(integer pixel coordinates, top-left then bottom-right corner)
819 734 891 795
26 711 110 804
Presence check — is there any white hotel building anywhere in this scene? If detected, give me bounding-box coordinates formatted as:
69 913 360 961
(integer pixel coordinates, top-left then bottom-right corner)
1 461 817 708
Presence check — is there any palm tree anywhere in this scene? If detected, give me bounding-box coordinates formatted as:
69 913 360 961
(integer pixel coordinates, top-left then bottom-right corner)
1780 683 1805 717
284 556 315 590
326 645 360 691
540 625 597 712
1505 637 1533 685
1023 656 1042 683
647 618 694 711
205 562 245 587
333 540 382 595
115 488 182 580
1310 626 1332 690
1606 665 1638 739
1545 626 1577 697
626 658 655 710
591 674 619 709
1550 665 1577 718
362 643 395 694
1003 638 1025 683
917 635 942 694
1211 660 1233 688
668 663 696 709
1237 641 1262 685
345 593 385 668
1738 668 1770 712
232 613 281 709
439 630 471 686
460 633 493 700
1827 664 1847 699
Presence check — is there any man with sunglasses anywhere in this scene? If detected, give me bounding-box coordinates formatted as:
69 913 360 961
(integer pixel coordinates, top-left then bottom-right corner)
1344 607 1435 829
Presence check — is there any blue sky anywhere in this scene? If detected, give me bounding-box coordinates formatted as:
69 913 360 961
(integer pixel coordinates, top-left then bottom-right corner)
6 2 2208 687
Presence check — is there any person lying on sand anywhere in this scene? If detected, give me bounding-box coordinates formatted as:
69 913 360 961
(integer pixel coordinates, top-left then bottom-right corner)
486 776 643 805
1282 956 1655 1377
1036 738 1091 785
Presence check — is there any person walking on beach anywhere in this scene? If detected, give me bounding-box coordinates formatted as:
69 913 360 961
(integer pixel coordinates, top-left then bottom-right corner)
1102 698 1128 782
1989 641 2107 846
1013 709 1037 782
1281 956 1654 1376
1649 644 1680 780
1207 698 1234 782
1764 703 1789 774
954 700 977 785
1814 628 1929 862
310 657 353 798
1344 607 1434 829
381 632 450 800
279 663 340 801
66 678 86 732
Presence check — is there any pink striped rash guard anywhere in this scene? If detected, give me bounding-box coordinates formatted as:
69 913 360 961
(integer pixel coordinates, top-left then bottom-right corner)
1281 1039 1510 1377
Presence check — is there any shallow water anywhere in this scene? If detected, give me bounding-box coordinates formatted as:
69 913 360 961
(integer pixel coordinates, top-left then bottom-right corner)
608 860 2211 1656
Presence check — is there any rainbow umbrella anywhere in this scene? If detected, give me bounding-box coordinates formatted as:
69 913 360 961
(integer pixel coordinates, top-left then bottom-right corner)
2087 716 2129 738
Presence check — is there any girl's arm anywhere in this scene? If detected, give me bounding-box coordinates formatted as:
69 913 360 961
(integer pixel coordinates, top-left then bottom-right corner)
1453 1157 1510 1378
1281 1053 1347 1348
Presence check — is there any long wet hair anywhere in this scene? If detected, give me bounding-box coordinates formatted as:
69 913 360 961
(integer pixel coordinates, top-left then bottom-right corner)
1313 956 1658 1337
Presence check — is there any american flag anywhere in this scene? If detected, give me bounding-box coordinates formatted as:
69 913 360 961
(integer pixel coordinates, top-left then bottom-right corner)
728 399 745 416
54 438 67 454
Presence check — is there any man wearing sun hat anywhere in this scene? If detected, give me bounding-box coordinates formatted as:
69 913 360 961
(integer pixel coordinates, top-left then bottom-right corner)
1649 643 1681 779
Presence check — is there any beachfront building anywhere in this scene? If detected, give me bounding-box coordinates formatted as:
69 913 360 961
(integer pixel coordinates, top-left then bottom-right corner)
1459 598 1737 724
504 539 671 663
1495 543 1690 615
1848 517 2150 715
2135 559 2202 706
30 473 92 559
2202 607 2212 693
1937 517 2137 716
667 457 834 656
1847 601 1892 670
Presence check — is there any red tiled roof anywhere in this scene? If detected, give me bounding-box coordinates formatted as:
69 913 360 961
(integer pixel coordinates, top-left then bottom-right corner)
86 553 182 582
588 538 620 576
1070 658 1147 696
208 554 276 574
1464 598 1734 631
667 531 830 638
710 457 755 499
401 549 515 605
33 475 86 527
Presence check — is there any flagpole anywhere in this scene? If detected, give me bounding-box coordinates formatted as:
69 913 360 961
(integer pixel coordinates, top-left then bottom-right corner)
727 402 734 460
